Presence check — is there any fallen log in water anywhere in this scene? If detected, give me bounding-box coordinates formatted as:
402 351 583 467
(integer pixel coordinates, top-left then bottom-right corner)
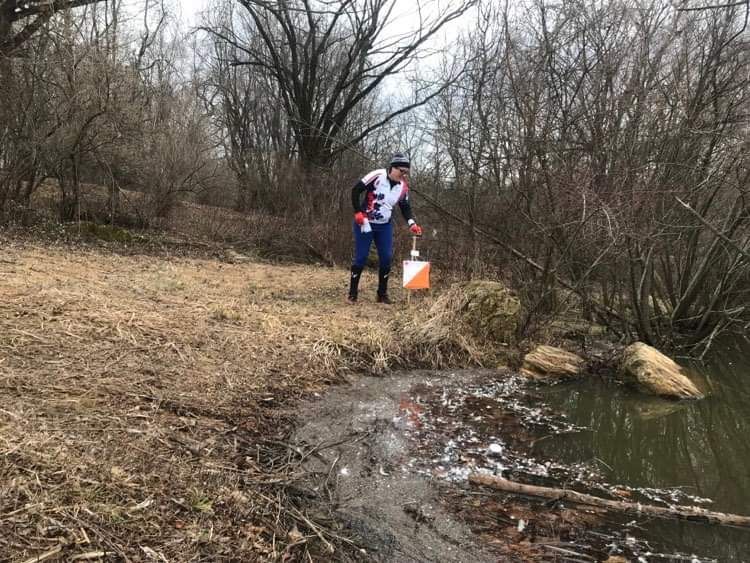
469 473 750 528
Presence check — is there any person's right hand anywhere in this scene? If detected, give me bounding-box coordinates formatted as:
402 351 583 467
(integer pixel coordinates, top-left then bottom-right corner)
354 212 367 225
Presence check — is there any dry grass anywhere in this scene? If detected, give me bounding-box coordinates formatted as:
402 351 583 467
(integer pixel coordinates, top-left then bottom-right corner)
23 181 345 267
0 234 501 562
398 283 516 369
398 288 488 367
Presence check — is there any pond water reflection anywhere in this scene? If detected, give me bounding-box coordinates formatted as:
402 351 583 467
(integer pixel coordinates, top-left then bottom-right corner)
536 337 750 560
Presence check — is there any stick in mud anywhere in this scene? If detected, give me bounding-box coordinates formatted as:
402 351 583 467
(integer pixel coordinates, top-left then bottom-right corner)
469 473 750 529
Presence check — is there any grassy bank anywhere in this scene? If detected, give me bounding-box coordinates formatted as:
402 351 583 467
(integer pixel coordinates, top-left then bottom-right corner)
0 233 506 561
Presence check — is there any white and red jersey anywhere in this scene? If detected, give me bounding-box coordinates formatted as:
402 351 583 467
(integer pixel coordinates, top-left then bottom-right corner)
352 168 414 225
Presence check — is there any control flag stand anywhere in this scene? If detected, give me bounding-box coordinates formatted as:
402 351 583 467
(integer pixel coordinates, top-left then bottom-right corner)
403 235 430 304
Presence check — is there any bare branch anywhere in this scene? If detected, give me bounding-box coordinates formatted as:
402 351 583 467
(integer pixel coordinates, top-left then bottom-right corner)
676 1 748 11
675 197 750 262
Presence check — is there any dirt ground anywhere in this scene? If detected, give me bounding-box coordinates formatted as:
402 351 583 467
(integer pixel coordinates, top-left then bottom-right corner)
293 371 498 563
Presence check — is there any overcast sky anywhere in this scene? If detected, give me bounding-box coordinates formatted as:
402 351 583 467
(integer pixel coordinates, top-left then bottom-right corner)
178 0 208 25
174 0 472 44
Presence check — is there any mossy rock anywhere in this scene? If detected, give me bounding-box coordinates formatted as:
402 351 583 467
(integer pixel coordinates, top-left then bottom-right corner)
400 280 520 367
459 281 521 343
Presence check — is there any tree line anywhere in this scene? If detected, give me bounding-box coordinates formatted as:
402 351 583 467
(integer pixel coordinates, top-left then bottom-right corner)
1 0 748 351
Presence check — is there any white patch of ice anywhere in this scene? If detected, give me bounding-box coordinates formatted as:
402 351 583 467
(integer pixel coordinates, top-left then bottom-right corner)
487 443 503 455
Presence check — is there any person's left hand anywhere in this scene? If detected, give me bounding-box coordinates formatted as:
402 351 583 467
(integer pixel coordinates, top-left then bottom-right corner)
409 223 423 236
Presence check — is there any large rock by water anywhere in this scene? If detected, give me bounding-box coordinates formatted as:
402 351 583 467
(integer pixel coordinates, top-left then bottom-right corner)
619 342 703 399
521 345 586 381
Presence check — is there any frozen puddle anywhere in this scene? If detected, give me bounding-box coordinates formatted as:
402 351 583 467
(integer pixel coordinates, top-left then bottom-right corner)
393 374 592 485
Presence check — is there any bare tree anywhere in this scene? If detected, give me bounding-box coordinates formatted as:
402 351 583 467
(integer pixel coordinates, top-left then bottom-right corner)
0 0 106 56
424 0 749 348
196 3 295 212
200 0 478 169
0 0 223 226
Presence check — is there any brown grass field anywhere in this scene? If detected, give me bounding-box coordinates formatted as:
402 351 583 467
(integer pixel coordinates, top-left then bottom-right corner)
0 238 382 562
0 231 505 562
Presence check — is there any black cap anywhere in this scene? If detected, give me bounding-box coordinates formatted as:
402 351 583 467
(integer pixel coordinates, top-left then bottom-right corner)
389 152 410 169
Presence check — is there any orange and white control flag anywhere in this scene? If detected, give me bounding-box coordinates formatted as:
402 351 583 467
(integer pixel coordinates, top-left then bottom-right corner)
402 260 430 289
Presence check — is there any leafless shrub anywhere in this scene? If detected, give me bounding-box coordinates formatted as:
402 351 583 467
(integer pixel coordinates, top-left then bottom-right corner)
424 0 750 349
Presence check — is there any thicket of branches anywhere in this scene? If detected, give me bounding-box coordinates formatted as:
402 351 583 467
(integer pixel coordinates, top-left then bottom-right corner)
423 1 749 349
0 0 227 226
1 0 748 350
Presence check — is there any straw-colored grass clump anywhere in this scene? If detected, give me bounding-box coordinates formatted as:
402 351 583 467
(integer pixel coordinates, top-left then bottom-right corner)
398 280 520 367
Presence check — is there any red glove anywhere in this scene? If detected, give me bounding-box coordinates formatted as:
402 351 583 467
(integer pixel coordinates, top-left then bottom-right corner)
409 223 423 236
354 212 367 225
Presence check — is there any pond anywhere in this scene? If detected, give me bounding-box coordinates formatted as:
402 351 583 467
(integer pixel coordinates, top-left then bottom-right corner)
536 337 750 561
293 338 750 561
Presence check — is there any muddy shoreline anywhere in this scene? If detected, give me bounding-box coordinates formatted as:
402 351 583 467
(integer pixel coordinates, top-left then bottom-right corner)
294 369 725 562
294 371 490 562
293 369 594 561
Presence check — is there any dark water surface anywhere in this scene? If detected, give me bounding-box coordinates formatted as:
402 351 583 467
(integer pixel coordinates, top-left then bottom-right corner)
536 337 750 561
313 339 750 560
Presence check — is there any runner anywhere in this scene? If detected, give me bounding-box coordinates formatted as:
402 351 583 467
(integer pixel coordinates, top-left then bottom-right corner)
347 153 422 304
